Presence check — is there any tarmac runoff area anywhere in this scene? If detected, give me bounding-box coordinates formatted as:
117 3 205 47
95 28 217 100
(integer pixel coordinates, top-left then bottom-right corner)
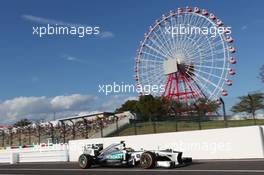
0 159 264 175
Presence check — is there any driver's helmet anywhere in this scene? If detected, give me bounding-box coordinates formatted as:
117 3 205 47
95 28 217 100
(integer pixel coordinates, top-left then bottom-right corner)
114 143 125 150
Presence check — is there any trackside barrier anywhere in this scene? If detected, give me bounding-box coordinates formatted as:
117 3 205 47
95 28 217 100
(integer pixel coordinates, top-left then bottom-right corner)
19 149 68 163
260 126 264 157
69 126 264 161
10 153 19 164
0 151 10 163
1 126 264 163
0 144 69 163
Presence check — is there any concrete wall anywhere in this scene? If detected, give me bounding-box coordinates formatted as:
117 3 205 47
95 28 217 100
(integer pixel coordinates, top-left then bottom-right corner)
0 151 10 163
260 126 264 155
69 126 264 161
1 126 264 163
0 144 69 163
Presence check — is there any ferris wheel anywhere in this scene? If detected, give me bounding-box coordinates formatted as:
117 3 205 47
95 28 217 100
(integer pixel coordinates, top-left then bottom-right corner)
134 6 236 110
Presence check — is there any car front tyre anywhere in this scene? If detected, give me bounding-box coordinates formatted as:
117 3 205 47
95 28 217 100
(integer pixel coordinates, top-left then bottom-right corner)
79 154 93 169
140 152 156 169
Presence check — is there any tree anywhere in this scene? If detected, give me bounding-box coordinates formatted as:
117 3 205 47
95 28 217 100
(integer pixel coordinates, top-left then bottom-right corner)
193 98 219 116
116 95 170 121
164 99 183 131
259 65 264 84
166 99 182 117
231 92 264 124
115 100 138 113
192 98 220 130
137 95 166 120
13 119 32 128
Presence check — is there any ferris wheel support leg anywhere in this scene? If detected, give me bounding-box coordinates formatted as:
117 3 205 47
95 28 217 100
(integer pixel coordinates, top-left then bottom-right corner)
175 73 181 112
184 77 195 111
182 75 189 112
162 74 171 97
168 74 173 98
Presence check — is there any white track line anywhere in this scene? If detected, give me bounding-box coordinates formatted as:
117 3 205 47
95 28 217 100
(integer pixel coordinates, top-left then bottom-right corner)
0 169 264 173
195 159 264 162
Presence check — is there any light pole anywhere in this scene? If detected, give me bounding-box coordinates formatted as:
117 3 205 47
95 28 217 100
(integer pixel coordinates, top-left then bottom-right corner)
48 122 54 144
220 97 227 127
1 130 4 147
247 94 257 125
114 115 119 136
193 103 202 130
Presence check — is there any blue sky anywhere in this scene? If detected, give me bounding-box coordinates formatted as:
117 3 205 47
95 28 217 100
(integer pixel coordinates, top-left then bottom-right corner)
0 0 263 123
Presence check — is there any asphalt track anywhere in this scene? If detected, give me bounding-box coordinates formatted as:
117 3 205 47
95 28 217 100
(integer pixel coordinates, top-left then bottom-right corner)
0 159 264 175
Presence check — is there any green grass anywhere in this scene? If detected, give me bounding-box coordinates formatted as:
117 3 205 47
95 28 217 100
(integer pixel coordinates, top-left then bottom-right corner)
117 119 264 136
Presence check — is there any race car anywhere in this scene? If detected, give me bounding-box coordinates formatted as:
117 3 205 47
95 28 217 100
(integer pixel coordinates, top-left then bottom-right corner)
78 141 192 169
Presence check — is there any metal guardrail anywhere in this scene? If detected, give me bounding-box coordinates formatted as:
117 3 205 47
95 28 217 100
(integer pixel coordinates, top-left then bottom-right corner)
110 116 264 137
1 115 263 147
0 116 129 147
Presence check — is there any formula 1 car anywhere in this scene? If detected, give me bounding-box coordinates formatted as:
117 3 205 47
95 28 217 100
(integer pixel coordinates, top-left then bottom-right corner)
78 141 192 169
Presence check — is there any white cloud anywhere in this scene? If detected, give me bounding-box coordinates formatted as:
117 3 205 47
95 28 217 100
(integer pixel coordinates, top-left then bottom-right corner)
22 14 114 39
51 94 95 110
100 31 115 39
0 93 136 124
241 25 247 30
21 14 84 27
241 19 264 31
100 95 137 111
124 96 138 101
61 54 85 63
65 56 79 61
0 94 96 123
0 96 50 122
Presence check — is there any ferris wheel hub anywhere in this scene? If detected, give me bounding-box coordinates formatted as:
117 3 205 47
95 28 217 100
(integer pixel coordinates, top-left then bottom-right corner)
174 52 186 64
163 58 178 75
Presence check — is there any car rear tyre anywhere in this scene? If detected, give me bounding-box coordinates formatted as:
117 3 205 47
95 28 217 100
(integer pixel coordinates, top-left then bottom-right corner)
79 154 93 169
140 151 156 169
